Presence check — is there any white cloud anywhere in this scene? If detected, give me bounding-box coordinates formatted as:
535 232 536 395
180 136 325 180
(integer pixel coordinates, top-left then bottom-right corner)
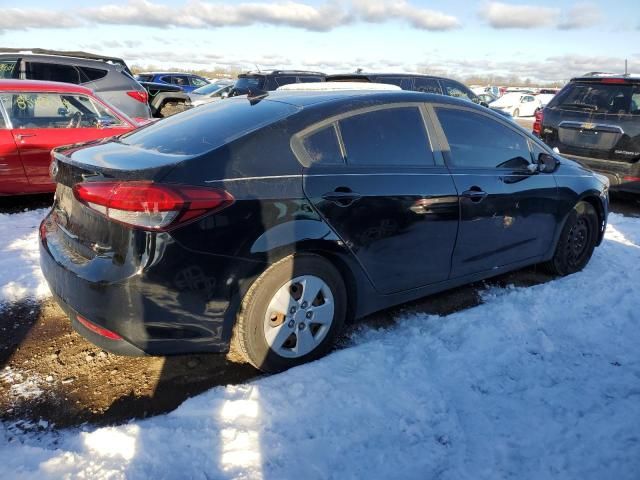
480 2 560 29
558 3 602 30
0 8 80 32
352 0 460 30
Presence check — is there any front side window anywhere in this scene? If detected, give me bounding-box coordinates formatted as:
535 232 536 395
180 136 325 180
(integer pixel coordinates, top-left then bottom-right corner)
0 60 17 79
1 92 123 129
338 107 434 166
171 76 190 87
302 125 343 165
440 79 473 101
436 108 531 169
26 62 81 84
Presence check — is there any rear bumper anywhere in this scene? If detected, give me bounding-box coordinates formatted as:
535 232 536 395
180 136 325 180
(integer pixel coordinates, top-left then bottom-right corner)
562 154 640 194
39 213 261 356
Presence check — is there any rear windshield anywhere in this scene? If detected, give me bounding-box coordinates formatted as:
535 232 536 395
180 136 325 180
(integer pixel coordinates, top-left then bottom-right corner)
551 81 640 115
232 76 266 94
119 98 299 155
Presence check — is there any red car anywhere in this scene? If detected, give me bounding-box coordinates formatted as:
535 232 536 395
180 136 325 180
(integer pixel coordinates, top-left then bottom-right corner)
0 80 138 195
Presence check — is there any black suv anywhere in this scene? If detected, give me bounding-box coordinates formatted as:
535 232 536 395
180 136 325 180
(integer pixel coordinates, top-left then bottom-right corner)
326 72 485 105
538 74 640 194
229 70 326 96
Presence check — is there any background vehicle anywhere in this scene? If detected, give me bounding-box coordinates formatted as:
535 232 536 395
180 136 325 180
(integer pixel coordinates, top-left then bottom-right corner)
0 80 137 195
538 74 640 194
0 51 151 121
477 92 498 104
139 81 190 117
229 70 326 96
41 91 608 373
188 83 234 107
135 72 209 93
490 92 541 117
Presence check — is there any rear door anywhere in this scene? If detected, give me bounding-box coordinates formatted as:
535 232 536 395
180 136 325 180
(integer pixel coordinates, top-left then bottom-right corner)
432 105 558 277
3 91 131 187
299 104 459 294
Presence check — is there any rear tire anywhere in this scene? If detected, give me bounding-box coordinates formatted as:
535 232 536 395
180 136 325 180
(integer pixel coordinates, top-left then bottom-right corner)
542 201 599 276
233 254 346 373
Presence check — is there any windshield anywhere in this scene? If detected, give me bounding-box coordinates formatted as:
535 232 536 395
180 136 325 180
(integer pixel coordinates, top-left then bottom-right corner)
550 82 640 115
231 76 266 95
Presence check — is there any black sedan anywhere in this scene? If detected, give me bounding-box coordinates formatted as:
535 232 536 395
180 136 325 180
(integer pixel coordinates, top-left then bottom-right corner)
40 91 609 372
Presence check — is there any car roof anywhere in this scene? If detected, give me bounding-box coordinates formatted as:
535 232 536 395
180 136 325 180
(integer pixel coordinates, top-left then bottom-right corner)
326 73 446 80
571 74 640 83
0 79 94 94
0 52 122 71
139 72 202 77
239 70 326 77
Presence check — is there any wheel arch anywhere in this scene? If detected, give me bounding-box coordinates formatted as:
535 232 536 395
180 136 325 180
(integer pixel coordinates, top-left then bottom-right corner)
578 192 607 245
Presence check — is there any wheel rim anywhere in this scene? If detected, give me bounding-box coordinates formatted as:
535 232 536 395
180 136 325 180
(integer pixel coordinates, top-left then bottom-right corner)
566 217 591 267
263 275 335 358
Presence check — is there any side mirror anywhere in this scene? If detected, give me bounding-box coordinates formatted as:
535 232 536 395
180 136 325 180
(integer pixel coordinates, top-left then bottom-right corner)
220 91 229 99
480 101 489 108
538 153 559 173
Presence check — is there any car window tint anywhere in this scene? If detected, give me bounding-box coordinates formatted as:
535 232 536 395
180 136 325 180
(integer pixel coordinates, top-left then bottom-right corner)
632 87 640 115
436 108 531 169
339 107 434 166
302 125 343 165
275 76 297 87
79 67 108 83
413 77 441 94
26 62 81 84
120 97 299 156
440 79 473 101
136 74 153 82
1 92 123 129
551 82 635 114
159 76 172 84
0 60 17 79
171 76 190 86
298 76 324 83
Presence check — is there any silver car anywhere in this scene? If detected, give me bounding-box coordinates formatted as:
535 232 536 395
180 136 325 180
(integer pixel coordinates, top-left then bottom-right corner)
0 52 151 120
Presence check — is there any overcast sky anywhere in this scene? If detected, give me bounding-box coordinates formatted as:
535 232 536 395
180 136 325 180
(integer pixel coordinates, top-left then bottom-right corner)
1 0 638 82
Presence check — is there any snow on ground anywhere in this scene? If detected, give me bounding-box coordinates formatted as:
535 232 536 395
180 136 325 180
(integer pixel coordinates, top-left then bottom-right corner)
0 213 639 479
0 209 50 305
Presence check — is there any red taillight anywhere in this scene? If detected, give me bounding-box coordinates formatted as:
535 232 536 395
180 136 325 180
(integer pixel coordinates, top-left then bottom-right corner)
623 176 640 182
533 108 544 136
73 182 234 230
77 315 123 340
127 90 149 104
601 78 628 84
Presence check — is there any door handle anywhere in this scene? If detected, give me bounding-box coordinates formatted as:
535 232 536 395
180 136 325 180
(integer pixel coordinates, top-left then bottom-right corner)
15 133 36 140
321 189 362 207
461 187 488 202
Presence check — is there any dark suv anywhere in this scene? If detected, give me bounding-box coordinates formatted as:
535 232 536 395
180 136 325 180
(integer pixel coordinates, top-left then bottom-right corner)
326 73 484 105
134 72 209 93
229 70 326 96
538 74 640 193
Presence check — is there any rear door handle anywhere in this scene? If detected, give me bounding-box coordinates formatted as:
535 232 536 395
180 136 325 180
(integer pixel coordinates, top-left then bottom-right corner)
321 190 362 207
461 187 488 202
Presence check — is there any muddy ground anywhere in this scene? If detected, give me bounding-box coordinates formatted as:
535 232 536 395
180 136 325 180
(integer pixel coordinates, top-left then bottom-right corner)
1 194 638 430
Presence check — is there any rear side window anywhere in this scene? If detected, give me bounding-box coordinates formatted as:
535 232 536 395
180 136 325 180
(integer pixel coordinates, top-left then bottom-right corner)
26 62 81 84
79 67 108 83
0 60 17 79
302 126 343 165
551 81 638 115
413 78 441 94
298 76 324 83
171 76 190 87
120 98 299 156
436 108 531 169
338 107 434 166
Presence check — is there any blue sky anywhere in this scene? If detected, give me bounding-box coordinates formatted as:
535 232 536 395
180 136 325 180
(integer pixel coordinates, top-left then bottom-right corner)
1 0 638 82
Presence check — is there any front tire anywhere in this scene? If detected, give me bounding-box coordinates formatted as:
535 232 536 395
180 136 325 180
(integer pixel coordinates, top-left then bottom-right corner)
233 254 346 373
543 201 599 276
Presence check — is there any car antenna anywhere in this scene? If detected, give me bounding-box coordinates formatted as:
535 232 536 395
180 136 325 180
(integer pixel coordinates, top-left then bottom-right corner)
255 64 262 73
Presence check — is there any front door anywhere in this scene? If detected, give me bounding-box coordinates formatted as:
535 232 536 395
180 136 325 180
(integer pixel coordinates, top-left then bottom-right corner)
298 104 459 294
432 105 558 278
0 128 29 195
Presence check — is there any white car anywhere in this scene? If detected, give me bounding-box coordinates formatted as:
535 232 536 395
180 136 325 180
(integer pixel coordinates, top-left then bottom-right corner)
489 92 541 117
